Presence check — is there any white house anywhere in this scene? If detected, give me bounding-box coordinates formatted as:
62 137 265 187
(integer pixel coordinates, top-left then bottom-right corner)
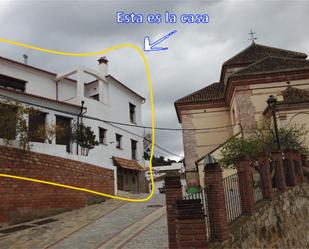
145 161 187 195
0 55 146 193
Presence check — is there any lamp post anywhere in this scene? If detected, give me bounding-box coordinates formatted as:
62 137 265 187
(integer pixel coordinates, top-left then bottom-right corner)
267 95 281 150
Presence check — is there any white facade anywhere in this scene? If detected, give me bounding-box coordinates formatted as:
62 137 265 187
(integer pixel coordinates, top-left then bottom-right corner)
0 56 145 193
144 162 187 194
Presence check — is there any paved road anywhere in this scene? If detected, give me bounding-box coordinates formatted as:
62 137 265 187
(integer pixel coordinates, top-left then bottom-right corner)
122 215 167 249
0 193 168 249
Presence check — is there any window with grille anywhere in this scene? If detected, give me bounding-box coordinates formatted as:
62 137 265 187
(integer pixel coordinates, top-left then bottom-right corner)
99 127 107 144
129 103 136 123
131 139 137 160
116 133 122 149
28 112 46 143
0 74 26 92
56 116 72 153
0 103 17 140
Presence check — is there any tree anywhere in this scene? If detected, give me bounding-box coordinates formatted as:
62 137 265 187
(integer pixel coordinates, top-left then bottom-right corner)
72 123 99 156
219 119 309 168
143 133 152 160
0 100 38 150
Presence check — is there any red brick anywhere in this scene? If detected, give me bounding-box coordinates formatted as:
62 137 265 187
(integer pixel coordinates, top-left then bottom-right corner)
0 146 114 225
257 152 273 200
205 162 229 242
236 156 256 215
271 150 287 192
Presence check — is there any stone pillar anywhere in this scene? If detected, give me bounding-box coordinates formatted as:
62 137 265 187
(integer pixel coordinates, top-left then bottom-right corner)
235 156 255 215
175 199 208 249
204 163 229 242
284 149 297 187
165 176 183 249
293 151 304 184
257 152 273 200
301 154 309 168
271 150 287 192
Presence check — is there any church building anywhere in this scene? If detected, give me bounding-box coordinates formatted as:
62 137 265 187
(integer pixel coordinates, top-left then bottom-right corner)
175 41 309 187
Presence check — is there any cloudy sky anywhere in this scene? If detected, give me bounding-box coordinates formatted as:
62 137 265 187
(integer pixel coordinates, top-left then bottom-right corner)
0 0 309 160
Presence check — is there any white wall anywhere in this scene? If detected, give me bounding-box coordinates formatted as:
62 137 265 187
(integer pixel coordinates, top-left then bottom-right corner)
151 178 187 195
0 60 56 99
57 79 77 101
0 57 145 193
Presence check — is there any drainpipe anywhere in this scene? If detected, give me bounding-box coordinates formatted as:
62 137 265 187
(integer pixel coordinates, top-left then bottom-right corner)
56 81 59 100
76 100 85 155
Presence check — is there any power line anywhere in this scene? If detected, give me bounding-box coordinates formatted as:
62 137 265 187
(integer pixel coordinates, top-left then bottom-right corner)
0 93 183 158
85 118 239 131
82 114 184 159
0 93 238 132
1 93 238 158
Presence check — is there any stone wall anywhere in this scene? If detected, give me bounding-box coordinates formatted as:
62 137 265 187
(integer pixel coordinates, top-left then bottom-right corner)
210 183 309 249
234 88 256 132
181 113 199 187
0 146 114 227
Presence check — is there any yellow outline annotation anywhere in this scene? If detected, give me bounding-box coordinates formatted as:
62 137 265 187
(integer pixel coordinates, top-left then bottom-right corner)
0 38 155 203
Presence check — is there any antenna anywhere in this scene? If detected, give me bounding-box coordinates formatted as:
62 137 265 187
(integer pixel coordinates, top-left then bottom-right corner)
248 30 257 43
23 54 28 65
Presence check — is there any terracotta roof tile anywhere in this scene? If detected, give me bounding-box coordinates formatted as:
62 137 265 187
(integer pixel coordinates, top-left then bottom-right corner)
113 156 144 171
232 56 309 77
175 82 224 104
176 43 308 109
223 43 307 66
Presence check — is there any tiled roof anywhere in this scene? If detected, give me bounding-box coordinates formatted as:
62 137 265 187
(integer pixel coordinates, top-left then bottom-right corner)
175 82 224 104
0 56 77 83
223 42 307 66
232 56 309 77
281 84 309 103
113 157 144 171
175 43 309 111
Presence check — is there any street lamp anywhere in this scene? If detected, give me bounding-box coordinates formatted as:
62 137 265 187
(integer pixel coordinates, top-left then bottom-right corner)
267 95 281 150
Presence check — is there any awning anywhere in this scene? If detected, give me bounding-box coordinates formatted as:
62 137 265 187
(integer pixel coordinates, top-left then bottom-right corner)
113 157 144 171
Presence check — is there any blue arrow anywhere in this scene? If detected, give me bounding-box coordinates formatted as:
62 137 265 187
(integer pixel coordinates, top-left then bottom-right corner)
144 30 177 52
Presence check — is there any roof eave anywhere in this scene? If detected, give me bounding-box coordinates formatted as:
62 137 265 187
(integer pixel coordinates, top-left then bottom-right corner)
106 75 145 102
0 56 77 83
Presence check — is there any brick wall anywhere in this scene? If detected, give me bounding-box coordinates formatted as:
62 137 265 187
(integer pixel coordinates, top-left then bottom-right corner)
165 176 183 249
0 146 114 226
175 199 208 248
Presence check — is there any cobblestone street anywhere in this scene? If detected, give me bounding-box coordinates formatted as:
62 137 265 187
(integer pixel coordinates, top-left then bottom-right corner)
0 193 168 249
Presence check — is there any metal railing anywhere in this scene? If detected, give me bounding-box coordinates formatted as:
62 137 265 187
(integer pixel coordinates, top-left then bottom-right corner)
223 173 242 223
184 187 211 240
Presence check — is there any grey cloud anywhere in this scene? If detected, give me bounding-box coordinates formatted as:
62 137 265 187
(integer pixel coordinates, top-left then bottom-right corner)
0 1 309 159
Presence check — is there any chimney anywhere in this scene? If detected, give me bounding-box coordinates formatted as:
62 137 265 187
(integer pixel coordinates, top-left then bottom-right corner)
23 54 28 65
97 56 108 76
